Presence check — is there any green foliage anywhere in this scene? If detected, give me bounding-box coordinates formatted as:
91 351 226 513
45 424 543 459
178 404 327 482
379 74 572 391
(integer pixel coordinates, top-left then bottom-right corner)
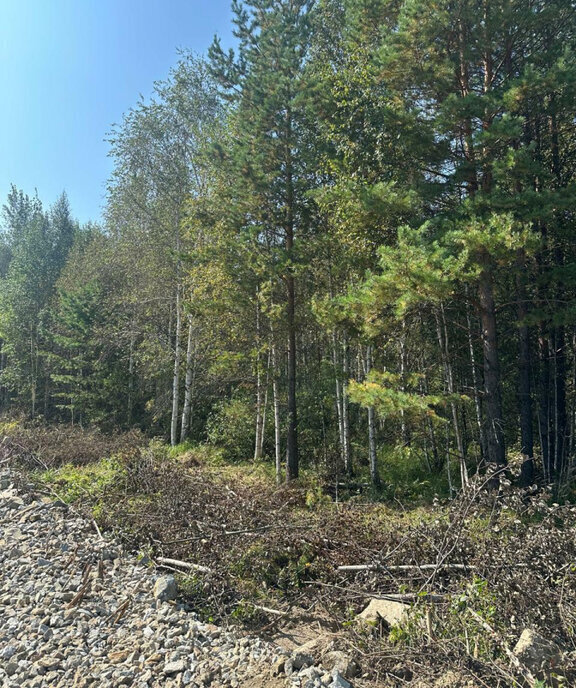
35 455 126 505
206 396 255 463
0 189 77 412
389 578 501 661
349 370 447 420
4 0 576 497
305 482 332 509
175 573 217 623
374 445 453 502
230 541 317 594
231 599 268 625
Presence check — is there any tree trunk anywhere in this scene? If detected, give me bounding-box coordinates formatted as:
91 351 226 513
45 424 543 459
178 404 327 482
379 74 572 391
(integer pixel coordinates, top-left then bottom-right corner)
254 358 264 461
366 346 380 486
478 267 506 467
516 256 534 485
0 339 5 410
549 104 568 481
127 330 135 427
254 316 264 461
284 104 298 481
538 330 552 482
170 287 182 447
445 322 468 489
436 306 468 488
553 324 567 479
180 316 195 442
399 320 408 445
285 272 298 481
332 331 345 471
29 334 35 418
342 336 352 475
465 290 486 468
272 343 282 485
258 349 271 460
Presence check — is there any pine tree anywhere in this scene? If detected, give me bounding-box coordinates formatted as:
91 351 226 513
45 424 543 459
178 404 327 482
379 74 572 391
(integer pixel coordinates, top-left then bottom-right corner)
209 0 317 480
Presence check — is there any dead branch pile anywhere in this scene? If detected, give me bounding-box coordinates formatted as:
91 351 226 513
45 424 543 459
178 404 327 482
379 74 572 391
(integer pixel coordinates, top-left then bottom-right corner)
6 435 576 687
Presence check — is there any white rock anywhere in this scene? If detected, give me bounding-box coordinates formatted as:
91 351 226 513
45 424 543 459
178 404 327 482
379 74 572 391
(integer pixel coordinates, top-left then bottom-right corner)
513 629 561 672
357 598 409 626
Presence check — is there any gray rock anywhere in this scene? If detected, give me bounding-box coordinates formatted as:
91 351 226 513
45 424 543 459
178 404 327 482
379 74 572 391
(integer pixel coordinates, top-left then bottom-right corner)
5 496 24 510
0 474 11 489
299 666 321 680
5 661 19 676
182 669 195 685
330 671 352 688
154 575 178 602
100 547 120 561
291 650 314 669
322 651 360 679
1 645 17 660
0 470 284 688
513 629 561 672
164 659 187 674
284 658 295 676
295 635 333 661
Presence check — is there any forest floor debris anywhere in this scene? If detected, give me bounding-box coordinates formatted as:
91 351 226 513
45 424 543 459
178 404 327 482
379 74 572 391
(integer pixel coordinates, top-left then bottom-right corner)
3 428 576 686
0 469 363 688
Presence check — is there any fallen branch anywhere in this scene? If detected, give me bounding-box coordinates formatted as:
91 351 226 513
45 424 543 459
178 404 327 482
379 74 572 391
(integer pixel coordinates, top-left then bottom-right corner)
156 556 212 574
66 564 93 608
108 597 131 624
338 563 474 573
304 580 446 602
252 604 285 616
106 580 142 624
91 518 104 542
224 524 310 536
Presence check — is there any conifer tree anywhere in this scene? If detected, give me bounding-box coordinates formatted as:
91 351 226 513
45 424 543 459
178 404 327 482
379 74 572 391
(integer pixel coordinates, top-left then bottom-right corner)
209 0 317 480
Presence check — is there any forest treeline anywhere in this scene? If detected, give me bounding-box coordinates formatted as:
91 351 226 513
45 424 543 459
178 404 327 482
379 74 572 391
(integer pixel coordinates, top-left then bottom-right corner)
1 0 576 492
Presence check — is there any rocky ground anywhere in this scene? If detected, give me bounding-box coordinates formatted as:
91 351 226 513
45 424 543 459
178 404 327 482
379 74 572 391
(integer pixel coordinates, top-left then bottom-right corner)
0 471 359 688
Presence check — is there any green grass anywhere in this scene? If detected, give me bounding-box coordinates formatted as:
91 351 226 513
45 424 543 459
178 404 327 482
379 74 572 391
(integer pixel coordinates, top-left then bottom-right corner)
34 455 126 503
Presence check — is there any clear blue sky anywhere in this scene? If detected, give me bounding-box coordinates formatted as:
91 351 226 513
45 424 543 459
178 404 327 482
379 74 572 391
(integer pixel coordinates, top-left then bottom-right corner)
0 0 234 224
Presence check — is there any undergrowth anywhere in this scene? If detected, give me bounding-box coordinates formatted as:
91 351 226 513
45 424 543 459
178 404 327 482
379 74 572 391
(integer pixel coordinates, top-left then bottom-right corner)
3 418 576 687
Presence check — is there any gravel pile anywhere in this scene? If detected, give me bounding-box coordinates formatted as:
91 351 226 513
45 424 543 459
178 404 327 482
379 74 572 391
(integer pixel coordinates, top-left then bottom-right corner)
0 471 355 688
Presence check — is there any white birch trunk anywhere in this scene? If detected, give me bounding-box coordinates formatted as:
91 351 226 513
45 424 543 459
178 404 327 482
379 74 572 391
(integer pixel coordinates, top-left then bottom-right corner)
128 330 135 426
254 298 264 460
258 349 271 459
170 286 182 447
332 332 345 470
465 287 486 467
436 305 468 489
180 315 195 442
342 336 352 475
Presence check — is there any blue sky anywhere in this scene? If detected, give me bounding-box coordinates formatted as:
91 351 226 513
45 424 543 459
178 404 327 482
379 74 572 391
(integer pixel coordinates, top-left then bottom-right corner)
0 0 234 224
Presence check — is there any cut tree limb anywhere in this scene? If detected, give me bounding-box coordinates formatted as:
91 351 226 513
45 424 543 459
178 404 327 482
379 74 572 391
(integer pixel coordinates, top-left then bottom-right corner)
338 563 474 573
156 556 212 574
304 580 446 602
252 604 285 616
